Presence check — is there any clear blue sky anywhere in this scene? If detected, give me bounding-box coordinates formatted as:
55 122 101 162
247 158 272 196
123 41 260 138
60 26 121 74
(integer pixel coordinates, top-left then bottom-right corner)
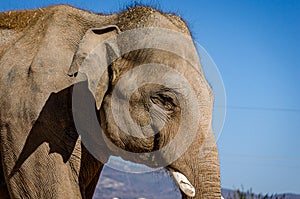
1 0 299 195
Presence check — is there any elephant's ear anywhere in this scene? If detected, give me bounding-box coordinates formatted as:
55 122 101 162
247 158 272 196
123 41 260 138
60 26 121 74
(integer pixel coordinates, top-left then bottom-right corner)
68 25 121 109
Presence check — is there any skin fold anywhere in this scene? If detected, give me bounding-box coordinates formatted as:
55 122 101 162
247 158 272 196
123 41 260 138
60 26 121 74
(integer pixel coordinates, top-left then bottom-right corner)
0 5 221 199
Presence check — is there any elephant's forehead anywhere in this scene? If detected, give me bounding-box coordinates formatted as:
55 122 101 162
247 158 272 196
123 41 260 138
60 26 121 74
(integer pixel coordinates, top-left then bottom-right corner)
116 6 190 35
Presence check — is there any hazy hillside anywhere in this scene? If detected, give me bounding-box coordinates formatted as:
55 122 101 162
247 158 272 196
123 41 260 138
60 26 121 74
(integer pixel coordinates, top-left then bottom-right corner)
222 188 300 199
94 165 181 199
93 157 300 199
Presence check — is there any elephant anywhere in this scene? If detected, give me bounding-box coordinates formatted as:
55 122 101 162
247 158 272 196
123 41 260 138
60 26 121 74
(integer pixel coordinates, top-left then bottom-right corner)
0 4 221 199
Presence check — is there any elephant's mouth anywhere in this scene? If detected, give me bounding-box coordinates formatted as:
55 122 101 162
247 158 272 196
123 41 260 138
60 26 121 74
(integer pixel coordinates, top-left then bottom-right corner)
168 168 196 197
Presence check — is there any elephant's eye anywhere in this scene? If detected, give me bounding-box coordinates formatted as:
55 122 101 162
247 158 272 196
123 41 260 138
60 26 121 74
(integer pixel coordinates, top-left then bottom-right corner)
150 93 178 111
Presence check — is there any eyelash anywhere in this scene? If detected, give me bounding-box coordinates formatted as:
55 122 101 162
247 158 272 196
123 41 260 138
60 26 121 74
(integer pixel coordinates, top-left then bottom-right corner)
150 94 177 111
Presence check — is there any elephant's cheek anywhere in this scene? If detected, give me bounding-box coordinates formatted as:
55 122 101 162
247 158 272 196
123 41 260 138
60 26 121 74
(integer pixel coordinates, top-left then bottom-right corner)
99 98 148 157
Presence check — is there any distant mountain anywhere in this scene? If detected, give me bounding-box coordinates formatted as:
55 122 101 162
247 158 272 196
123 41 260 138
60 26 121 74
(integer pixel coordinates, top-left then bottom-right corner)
94 165 181 199
93 157 300 199
222 188 300 199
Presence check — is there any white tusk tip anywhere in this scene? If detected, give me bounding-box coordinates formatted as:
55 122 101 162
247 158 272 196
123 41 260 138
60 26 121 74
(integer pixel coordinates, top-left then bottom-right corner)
170 170 196 197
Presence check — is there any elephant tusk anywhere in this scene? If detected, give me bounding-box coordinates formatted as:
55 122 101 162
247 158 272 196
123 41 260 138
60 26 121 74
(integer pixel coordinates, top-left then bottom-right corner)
169 169 195 197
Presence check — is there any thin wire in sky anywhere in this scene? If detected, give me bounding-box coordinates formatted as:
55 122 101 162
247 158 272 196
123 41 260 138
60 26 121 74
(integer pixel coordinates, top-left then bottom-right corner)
220 153 300 162
218 105 300 113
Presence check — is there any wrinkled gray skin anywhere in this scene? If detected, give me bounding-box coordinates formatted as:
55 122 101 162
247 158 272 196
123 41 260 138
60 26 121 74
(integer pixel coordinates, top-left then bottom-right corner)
0 5 220 199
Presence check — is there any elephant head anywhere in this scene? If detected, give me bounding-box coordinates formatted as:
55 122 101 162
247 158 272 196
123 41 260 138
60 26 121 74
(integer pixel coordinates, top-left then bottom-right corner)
68 7 221 199
0 5 221 199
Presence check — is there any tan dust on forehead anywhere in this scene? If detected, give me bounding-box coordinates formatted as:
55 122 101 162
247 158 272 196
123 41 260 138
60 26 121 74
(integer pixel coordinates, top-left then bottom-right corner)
0 9 45 32
116 6 190 35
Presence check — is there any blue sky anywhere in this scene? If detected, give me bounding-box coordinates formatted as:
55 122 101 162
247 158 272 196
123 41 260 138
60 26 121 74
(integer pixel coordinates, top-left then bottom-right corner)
1 0 300 195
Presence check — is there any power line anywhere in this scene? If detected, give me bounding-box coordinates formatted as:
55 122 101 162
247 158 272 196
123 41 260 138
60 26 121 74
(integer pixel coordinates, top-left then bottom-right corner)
220 160 300 169
216 105 300 112
219 153 300 162
219 153 300 169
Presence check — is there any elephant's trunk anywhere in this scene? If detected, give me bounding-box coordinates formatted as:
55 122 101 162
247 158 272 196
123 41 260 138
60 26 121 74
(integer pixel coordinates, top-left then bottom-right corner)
169 129 221 199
